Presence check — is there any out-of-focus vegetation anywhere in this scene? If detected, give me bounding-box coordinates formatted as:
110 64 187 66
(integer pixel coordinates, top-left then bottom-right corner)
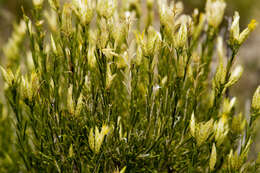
0 0 259 46
184 0 259 25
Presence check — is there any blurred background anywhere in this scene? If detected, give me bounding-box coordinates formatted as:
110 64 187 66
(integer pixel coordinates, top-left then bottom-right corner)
0 0 259 160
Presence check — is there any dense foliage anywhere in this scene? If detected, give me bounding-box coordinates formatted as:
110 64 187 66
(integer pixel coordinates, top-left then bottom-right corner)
0 0 260 172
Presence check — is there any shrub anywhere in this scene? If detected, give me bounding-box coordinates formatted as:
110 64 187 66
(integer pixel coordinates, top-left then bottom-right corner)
0 0 260 172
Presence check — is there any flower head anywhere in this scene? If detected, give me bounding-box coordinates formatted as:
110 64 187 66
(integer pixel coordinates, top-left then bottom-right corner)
252 86 260 115
33 0 44 7
72 0 94 25
97 0 117 19
205 0 226 28
230 11 240 41
230 11 258 45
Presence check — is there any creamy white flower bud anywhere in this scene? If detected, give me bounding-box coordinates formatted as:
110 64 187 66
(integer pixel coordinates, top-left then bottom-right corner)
33 0 44 7
230 11 240 41
157 0 175 27
72 0 94 25
175 23 188 48
230 11 258 45
205 0 226 28
226 65 243 87
229 97 237 110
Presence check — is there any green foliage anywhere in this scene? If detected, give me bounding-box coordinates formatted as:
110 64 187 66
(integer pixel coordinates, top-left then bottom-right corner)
0 101 21 172
0 0 259 172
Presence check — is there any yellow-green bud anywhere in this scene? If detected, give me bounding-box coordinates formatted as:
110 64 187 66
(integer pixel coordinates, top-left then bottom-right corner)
252 86 260 115
101 125 110 136
195 119 214 146
117 51 130 69
97 18 109 48
106 64 116 90
110 14 129 49
72 0 94 25
231 113 246 134
214 48 226 89
158 0 173 27
89 128 95 152
87 45 97 68
75 93 83 116
190 112 196 138
223 97 236 115
21 72 39 103
226 65 243 87
209 143 217 171
94 127 101 153
50 34 57 54
0 67 15 85
69 144 74 158
97 0 117 19
175 23 188 48
147 27 161 56
88 125 111 153
228 150 241 171
228 139 252 171
27 20 34 37
238 19 258 45
119 166 127 173
161 76 168 87
230 12 258 46
232 113 247 134
214 114 229 146
61 4 73 34
136 27 161 57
